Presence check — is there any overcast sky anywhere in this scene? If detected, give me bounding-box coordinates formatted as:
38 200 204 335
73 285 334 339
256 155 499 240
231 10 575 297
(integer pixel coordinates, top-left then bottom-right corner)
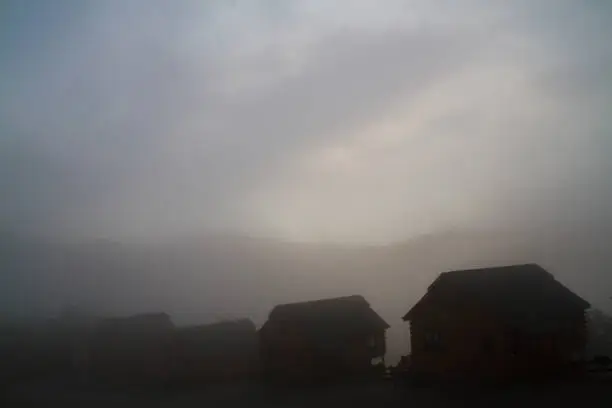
1 0 611 243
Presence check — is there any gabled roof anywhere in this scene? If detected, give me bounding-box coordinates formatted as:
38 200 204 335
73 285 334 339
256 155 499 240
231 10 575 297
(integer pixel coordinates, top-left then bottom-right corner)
175 319 257 357
403 264 590 322
264 295 389 349
177 318 256 337
95 312 174 335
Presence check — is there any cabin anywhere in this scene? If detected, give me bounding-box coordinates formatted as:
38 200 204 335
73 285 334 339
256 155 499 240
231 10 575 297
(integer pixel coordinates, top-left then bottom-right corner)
0 321 72 383
0 310 98 384
259 295 389 382
86 312 175 385
402 264 590 382
172 319 259 384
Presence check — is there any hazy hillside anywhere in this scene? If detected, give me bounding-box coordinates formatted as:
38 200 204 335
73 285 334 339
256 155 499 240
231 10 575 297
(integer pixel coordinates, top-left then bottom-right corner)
1 227 611 363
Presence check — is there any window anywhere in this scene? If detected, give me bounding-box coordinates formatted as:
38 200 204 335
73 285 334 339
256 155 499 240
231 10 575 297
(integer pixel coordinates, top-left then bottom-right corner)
508 331 522 356
482 335 495 353
424 331 442 351
278 319 291 335
366 335 376 348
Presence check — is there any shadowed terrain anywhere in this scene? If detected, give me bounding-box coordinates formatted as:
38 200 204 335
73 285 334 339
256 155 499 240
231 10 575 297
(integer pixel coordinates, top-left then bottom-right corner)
1 226 611 364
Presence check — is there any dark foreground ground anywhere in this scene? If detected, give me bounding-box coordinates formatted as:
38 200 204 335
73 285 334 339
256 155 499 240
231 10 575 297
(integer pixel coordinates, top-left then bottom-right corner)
3 377 612 407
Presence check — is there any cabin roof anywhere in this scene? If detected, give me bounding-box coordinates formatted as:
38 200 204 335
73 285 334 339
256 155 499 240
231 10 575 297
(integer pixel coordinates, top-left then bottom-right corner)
402 264 590 322
264 295 389 349
175 319 257 356
176 318 256 336
95 312 174 335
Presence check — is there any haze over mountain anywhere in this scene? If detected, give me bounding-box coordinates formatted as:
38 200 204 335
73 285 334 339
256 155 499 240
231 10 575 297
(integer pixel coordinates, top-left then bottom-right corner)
1 1 611 364
2 224 610 363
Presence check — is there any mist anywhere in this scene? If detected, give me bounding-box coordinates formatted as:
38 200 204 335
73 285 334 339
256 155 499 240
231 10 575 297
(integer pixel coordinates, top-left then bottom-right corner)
1 1 612 364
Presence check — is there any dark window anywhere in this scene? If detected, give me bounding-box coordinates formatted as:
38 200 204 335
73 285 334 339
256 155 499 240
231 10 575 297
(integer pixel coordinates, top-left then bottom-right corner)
482 336 494 353
366 335 376 348
424 331 442 351
278 320 290 335
508 331 521 355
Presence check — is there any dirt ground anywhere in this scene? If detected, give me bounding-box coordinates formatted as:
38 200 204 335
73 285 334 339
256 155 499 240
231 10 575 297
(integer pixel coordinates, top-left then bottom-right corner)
3 378 612 407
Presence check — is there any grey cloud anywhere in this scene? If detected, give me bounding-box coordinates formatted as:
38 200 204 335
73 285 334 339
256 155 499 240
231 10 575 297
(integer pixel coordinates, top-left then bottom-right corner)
0 0 611 242
1 10 488 238
1 0 612 362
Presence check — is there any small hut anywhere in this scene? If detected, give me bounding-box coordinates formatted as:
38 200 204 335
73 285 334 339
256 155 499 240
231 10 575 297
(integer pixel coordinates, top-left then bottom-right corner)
259 295 389 382
172 319 259 384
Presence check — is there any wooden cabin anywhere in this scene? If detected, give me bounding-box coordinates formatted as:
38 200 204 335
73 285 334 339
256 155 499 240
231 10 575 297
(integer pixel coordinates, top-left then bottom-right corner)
259 295 389 382
172 319 259 384
0 321 73 383
86 313 175 385
402 264 590 382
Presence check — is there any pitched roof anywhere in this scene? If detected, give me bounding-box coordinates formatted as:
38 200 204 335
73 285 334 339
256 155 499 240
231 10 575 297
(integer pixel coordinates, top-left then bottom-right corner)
403 264 590 323
265 295 389 349
95 312 174 335
177 318 256 336
175 319 257 357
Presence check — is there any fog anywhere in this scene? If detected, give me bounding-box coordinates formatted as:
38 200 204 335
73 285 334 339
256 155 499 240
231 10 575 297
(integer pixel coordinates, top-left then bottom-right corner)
1 1 612 363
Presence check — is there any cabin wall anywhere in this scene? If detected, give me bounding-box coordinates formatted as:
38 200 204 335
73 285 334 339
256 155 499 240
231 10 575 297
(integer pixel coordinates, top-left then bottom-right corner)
172 329 260 383
409 304 589 381
87 330 174 384
409 303 505 380
341 330 386 372
260 320 387 381
259 319 315 380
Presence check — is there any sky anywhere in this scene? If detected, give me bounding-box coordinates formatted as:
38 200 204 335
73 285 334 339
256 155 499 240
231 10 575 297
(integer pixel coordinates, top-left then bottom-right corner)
1 0 611 244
